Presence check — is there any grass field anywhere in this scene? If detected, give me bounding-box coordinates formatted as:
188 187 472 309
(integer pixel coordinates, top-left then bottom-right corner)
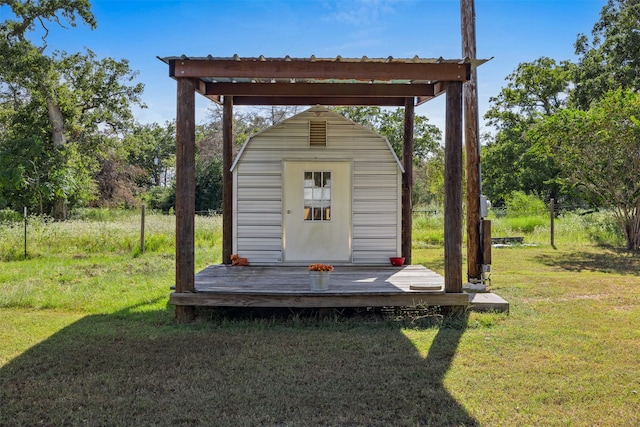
1 210 639 426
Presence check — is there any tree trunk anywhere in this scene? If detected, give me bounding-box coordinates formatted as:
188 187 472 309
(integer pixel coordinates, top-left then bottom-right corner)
52 197 66 221
46 98 66 148
625 213 640 252
46 93 68 220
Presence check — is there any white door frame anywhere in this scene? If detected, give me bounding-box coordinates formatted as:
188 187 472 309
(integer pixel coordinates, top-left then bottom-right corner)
282 161 352 263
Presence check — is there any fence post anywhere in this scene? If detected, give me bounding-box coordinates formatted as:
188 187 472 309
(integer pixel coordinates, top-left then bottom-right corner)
140 204 145 254
550 198 555 249
23 206 27 259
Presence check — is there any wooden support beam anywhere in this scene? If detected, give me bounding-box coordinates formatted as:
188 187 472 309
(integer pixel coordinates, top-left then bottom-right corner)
444 81 464 293
402 97 414 265
175 78 196 323
205 82 436 97
416 82 448 105
171 59 471 82
229 96 407 106
170 291 469 308
462 0 482 282
222 96 233 265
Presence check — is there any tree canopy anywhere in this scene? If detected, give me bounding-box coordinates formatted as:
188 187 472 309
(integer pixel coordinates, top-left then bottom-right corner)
481 57 571 205
572 0 640 108
0 0 151 215
483 0 640 250
334 106 441 163
534 89 640 250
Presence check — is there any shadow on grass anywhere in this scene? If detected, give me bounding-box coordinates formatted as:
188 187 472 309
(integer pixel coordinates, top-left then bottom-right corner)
0 305 477 426
536 247 640 275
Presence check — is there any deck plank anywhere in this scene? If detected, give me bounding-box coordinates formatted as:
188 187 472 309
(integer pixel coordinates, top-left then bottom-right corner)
194 265 443 294
169 265 468 308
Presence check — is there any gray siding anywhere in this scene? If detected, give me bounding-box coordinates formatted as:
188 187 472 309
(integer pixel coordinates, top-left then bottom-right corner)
232 107 402 265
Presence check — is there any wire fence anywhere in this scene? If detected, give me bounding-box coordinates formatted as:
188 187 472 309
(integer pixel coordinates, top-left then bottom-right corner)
5 200 626 260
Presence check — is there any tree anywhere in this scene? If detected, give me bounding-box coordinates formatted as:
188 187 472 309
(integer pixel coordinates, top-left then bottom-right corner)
0 1 144 215
418 145 446 206
334 106 441 163
333 106 442 207
0 0 96 149
482 57 572 205
572 0 640 109
125 121 176 187
535 89 640 251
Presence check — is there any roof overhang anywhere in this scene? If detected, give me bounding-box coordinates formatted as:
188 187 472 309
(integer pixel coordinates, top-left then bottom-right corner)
160 55 489 106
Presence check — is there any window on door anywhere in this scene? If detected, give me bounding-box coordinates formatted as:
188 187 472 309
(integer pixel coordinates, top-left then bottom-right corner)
303 171 331 221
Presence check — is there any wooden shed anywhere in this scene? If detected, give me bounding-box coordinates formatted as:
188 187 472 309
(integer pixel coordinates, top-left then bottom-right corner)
231 106 403 265
162 51 489 322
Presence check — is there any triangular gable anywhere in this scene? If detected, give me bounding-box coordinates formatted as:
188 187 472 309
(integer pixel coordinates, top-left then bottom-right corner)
230 106 405 173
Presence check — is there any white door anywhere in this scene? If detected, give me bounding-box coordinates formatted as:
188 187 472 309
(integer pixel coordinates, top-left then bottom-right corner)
283 161 351 262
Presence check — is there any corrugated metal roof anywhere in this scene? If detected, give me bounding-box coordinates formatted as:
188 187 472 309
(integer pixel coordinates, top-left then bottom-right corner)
159 54 488 66
159 55 488 73
159 55 488 84
159 54 490 106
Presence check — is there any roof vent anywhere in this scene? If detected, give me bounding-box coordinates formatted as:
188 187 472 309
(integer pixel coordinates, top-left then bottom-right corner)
309 120 327 147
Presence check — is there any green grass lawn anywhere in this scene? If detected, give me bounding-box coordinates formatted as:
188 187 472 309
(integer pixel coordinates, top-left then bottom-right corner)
1 211 639 426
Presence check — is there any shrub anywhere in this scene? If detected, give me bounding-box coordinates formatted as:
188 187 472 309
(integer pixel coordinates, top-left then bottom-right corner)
145 186 176 213
0 208 22 223
505 191 547 217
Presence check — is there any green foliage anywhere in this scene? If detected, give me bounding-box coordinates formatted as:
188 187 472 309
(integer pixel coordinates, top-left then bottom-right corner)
482 57 571 205
333 106 443 206
195 156 223 212
0 2 147 215
504 191 547 217
572 0 640 108
1 0 96 46
484 2 640 250
143 153 223 214
144 185 175 213
485 209 624 247
333 106 441 162
536 89 640 250
0 208 21 223
125 121 176 187
0 210 221 263
412 212 445 247
416 145 445 206
499 216 547 234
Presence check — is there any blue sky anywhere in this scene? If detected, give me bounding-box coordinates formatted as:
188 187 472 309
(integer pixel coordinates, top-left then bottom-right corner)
2 0 606 135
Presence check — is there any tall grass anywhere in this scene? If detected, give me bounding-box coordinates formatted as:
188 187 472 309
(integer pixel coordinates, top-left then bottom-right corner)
0 207 627 313
488 210 624 246
1 207 626 263
413 212 445 247
0 210 222 261
413 207 625 248
0 211 222 314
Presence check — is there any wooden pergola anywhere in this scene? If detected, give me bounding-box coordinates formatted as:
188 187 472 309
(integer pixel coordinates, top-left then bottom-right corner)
163 55 487 322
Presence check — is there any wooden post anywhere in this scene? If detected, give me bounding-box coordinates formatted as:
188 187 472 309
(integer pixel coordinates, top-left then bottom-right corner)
140 204 145 254
222 96 234 265
550 198 555 248
402 97 415 265
444 81 464 293
482 219 492 265
23 206 27 259
462 0 482 282
175 78 196 323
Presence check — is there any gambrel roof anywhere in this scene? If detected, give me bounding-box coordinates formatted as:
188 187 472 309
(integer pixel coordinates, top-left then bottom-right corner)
230 106 405 173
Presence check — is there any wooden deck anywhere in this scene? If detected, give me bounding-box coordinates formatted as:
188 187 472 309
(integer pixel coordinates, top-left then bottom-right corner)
170 265 469 308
